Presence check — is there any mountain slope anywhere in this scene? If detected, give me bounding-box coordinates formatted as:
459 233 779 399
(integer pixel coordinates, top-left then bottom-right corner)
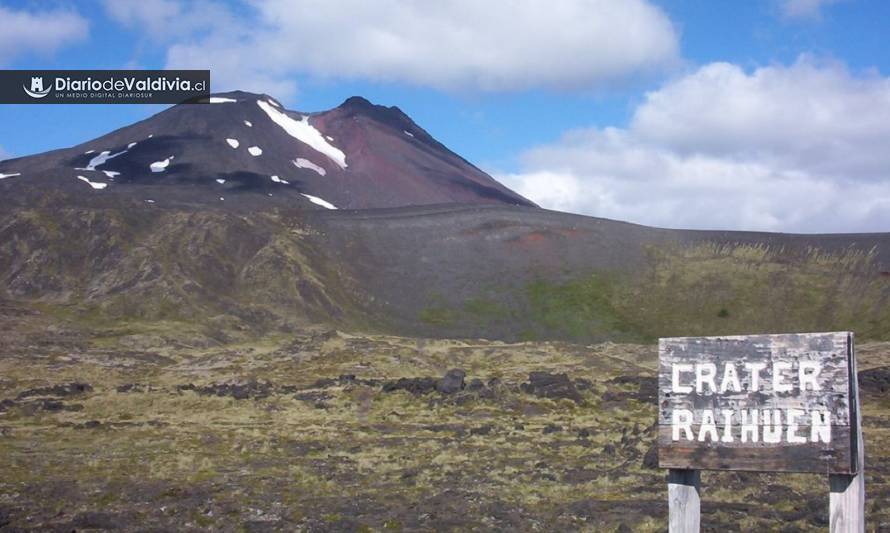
1 201 888 343
0 91 534 210
1 93 889 343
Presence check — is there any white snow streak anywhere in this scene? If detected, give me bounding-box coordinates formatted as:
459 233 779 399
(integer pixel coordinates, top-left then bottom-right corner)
209 97 237 103
128 142 137 149
270 175 289 184
77 175 108 190
0 172 21 179
300 193 337 210
84 150 94 154
102 170 120 178
248 146 262 156
256 100 347 168
293 158 326 176
244 120 253 127
226 138 240 148
150 156 174 173
216 178 226 184
85 149 127 171
403 130 414 137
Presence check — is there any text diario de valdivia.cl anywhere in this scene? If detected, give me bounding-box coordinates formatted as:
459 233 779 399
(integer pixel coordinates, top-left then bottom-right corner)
669 361 832 444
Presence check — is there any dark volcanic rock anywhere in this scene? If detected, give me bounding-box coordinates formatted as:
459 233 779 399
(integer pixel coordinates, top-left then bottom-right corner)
436 369 466 394
40 400 83 412
608 375 657 403
859 366 890 395
382 369 468 396
521 372 583 404
0 398 14 412
17 382 93 399
181 380 274 400
642 443 659 469
70 511 120 529
470 424 494 436
382 377 438 395
467 378 484 391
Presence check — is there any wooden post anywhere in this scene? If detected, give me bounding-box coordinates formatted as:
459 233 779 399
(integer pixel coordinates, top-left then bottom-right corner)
668 468 700 533
829 333 865 532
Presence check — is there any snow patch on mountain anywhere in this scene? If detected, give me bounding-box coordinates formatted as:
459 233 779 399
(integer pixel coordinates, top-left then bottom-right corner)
226 138 240 149
209 97 237 103
150 156 174 173
77 175 108 190
301 193 337 210
85 149 127 171
256 100 347 168
403 130 414 138
293 158 326 176
248 146 263 156
0 172 21 179
270 175 289 184
216 179 226 184
103 170 120 178
128 142 137 149
244 120 252 127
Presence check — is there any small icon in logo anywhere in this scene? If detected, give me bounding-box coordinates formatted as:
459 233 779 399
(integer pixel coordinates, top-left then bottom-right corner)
23 76 51 99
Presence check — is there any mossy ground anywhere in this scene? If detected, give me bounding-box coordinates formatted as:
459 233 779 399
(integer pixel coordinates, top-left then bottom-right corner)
1 312 889 531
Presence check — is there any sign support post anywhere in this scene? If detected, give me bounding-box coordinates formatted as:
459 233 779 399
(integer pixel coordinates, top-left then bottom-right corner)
829 337 865 533
668 469 700 533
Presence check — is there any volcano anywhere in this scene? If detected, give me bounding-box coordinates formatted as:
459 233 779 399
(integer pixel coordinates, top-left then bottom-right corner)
0 92 534 210
1 93 889 344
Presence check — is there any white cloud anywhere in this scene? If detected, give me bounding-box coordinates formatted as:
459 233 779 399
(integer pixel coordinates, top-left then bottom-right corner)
102 0 237 41
781 0 842 20
500 58 890 233
109 0 679 97
0 6 88 65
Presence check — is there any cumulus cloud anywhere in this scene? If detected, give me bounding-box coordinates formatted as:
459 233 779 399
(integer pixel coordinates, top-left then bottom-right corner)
0 6 89 65
102 0 237 41
500 58 890 233
781 0 842 20
107 0 679 97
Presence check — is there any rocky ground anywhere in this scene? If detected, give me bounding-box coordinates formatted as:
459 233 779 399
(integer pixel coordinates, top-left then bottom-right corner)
1 309 889 531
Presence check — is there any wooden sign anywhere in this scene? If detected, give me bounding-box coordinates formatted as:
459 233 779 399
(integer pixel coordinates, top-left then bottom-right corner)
658 331 865 532
658 331 859 474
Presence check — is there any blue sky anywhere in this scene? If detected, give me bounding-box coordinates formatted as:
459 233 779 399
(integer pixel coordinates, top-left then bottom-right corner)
1 0 889 232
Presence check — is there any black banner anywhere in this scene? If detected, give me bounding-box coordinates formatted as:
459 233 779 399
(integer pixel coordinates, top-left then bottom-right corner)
0 70 211 104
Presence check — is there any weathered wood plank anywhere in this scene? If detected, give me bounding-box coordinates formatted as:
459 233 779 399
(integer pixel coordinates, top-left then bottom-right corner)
668 469 700 533
658 425 853 473
658 332 856 474
658 332 851 426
